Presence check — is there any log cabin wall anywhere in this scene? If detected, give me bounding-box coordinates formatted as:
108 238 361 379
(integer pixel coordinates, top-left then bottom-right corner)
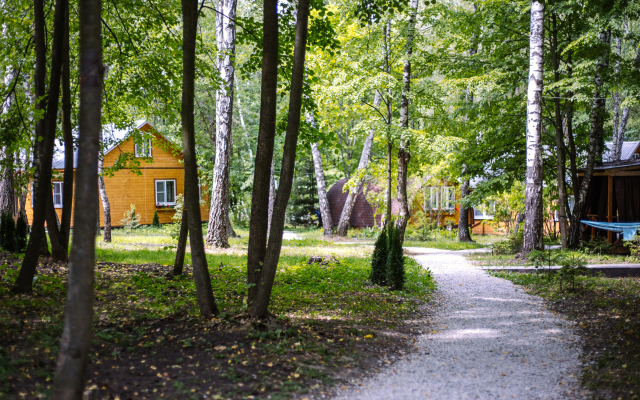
25 124 210 228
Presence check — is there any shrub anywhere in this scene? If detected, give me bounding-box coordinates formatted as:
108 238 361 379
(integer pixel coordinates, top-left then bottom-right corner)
370 227 388 285
15 213 27 251
121 204 141 234
152 209 160 227
1 211 16 252
581 236 612 255
386 224 405 290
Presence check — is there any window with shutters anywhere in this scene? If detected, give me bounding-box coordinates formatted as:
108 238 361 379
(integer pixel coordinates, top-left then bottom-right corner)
53 182 63 208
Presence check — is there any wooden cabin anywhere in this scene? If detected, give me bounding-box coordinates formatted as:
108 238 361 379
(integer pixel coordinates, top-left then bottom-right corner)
579 141 640 246
25 121 210 228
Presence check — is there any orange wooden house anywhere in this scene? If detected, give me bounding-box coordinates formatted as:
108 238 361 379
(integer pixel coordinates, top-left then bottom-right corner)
25 121 210 228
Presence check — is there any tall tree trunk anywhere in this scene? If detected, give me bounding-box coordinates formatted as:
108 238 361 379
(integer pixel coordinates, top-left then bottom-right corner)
612 36 622 162
98 131 111 242
384 20 393 227
309 113 332 237
206 0 238 249
246 0 278 308
336 93 379 236
50 0 101 395
59 1 73 251
552 14 568 248
396 0 417 244
613 41 640 160
0 152 15 217
235 75 253 160
182 0 218 317
14 0 67 292
568 29 611 248
522 0 545 254
458 179 473 241
458 6 478 243
173 208 188 276
251 0 310 318
267 159 275 232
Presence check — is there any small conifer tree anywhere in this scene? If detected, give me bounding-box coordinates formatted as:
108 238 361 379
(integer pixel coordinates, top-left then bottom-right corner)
152 209 161 227
1 211 17 252
15 213 28 251
121 204 141 234
386 224 405 290
370 227 388 285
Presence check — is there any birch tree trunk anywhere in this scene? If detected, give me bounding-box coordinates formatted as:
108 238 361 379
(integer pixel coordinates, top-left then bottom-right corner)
522 1 545 254
246 0 278 309
0 69 15 217
552 14 568 248
384 21 393 227
252 0 310 318
336 94 379 236
568 30 611 248
181 0 219 317
396 0 417 244
51 0 101 395
267 159 275 232
206 0 237 249
309 111 332 236
612 36 622 161
97 131 111 242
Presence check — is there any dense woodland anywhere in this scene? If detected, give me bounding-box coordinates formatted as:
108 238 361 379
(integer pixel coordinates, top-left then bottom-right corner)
1 0 640 397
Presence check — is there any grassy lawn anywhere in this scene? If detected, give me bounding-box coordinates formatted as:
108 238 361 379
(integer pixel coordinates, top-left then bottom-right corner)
490 270 640 400
0 226 435 399
467 248 638 267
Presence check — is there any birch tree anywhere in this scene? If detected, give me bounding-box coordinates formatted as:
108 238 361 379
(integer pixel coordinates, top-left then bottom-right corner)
522 0 545 254
206 0 238 248
308 113 332 236
98 130 111 242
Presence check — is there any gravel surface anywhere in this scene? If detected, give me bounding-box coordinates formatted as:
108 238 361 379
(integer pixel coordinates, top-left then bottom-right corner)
334 251 585 399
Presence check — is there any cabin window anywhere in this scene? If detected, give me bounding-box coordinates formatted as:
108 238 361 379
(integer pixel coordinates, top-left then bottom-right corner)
426 186 455 210
53 182 63 208
135 138 152 157
155 180 176 206
474 202 495 220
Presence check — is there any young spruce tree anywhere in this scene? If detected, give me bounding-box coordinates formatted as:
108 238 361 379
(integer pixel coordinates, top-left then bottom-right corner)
152 209 160 227
386 224 405 290
370 226 388 285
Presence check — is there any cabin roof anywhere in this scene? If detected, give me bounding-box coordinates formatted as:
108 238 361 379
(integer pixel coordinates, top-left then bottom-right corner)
603 141 640 161
52 120 179 169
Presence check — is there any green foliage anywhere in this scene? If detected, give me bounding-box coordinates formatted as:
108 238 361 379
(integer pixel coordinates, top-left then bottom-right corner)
288 155 318 227
557 253 588 292
581 236 613 255
152 209 160 228
15 213 27 252
0 212 16 253
386 225 405 290
370 228 388 285
121 204 141 234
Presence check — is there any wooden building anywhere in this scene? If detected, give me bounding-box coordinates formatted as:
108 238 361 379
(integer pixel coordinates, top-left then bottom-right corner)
25 121 210 227
579 157 640 245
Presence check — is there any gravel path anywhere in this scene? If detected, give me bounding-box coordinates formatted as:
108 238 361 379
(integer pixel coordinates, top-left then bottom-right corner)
335 251 585 399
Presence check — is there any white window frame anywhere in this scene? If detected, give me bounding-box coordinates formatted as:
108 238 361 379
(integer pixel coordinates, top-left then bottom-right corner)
155 179 176 206
428 187 439 210
441 186 456 210
53 182 63 208
474 202 495 220
135 138 152 157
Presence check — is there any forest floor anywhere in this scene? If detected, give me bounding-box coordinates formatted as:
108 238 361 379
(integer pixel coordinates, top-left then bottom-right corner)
0 226 437 399
493 270 640 400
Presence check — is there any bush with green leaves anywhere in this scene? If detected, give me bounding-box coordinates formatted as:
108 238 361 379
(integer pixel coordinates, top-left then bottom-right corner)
152 209 160 227
370 227 388 285
15 213 27 252
387 224 405 290
1 211 16 252
581 235 612 255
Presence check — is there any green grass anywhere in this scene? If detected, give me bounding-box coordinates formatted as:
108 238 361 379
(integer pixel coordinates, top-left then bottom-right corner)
467 248 636 267
403 239 485 250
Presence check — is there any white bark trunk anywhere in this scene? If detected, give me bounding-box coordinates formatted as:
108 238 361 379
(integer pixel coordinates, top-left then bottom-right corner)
308 114 332 236
336 92 381 236
206 0 237 248
267 159 275 232
523 1 545 253
98 131 111 242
